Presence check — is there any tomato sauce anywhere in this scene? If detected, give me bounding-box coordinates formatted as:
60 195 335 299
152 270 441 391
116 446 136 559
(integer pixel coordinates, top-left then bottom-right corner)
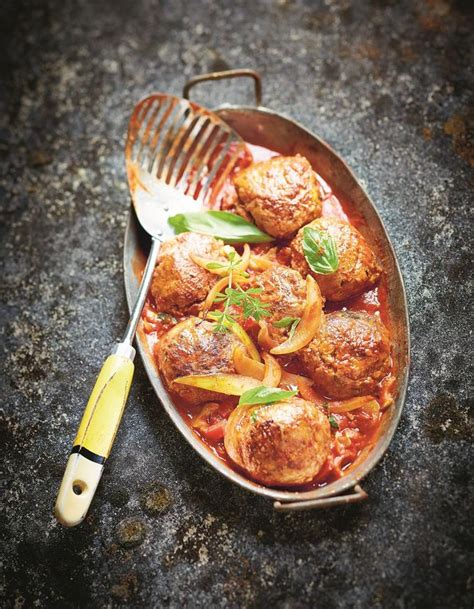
137 142 395 491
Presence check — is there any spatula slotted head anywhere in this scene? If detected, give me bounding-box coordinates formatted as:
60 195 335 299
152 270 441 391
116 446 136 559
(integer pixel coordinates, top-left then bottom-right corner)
125 94 245 238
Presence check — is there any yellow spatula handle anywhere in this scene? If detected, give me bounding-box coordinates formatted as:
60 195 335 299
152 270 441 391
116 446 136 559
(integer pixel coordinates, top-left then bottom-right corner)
55 346 134 527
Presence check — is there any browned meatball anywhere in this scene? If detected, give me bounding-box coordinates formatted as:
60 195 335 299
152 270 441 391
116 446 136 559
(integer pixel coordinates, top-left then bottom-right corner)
157 317 242 404
298 311 391 399
233 155 322 239
151 232 225 314
224 398 330 487
250 265 307 342
290 217 382 301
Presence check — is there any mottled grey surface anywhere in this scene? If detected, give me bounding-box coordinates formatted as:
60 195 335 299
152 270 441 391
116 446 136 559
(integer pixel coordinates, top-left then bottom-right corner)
1 0 473 607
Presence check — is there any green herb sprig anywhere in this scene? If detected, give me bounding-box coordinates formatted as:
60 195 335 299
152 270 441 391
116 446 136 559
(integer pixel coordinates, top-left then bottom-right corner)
212 285 270 333
205 249 249 277
206 250 270 333
302 226 339 275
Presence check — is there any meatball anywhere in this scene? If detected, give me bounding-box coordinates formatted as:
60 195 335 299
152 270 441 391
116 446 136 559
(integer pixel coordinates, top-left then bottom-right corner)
298 311 391 399
233 154 322 239
151 232 225 314
157 317 242 404
224 398 330 487
290 217 382 301
250 265 307 342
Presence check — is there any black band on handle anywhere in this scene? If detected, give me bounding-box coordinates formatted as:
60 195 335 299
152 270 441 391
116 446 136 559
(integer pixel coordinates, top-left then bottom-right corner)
71 445 106 465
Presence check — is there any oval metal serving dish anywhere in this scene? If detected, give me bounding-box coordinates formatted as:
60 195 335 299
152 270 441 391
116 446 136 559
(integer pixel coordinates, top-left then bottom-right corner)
123 70 410 511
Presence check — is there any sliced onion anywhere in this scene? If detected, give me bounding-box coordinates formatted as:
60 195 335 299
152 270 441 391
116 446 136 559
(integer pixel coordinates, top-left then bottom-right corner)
345 443 375 471
233 345 264 379
329 396 379 414
361 400 381 416
297 382 321 403
202 276 230 314
249 254 274 271
221 243 250 274
207 313 261 362
280 370 323 406
191 402 221 432
173 373 261 395
190 252 228 276
237 243 251 273
280 369 313 387
279 370 319 402
228 319 261 362
190 402 232 441
379 373 396 409
261 353 282 387
257 320 279 350
233 346 314 395
201 265 250 316
270 275 324 355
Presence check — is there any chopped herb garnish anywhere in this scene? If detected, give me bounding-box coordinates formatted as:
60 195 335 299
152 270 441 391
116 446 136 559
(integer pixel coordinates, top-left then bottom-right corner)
328 415 339 430
206 248 250 278
250 410 258 424
302 226 339 275
201 247 270 333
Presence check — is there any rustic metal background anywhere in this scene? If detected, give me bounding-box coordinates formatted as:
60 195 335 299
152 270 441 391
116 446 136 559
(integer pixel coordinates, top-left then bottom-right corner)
1 0 472 607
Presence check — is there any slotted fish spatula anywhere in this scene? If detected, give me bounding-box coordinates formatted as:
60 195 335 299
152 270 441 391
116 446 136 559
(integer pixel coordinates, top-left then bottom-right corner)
55 93 245 527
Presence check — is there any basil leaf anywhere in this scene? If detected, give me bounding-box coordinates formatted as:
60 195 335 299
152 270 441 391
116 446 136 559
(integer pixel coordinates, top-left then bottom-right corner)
302 226 339 274
168 211 273 244
238 386 297 406
328 415 339 430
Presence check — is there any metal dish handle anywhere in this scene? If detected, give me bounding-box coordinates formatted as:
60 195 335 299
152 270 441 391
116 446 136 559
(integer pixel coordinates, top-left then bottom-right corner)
183 69 262 106
273 484 367 512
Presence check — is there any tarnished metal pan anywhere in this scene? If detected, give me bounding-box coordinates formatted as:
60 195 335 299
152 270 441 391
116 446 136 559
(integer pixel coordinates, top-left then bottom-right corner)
123 70 410 511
